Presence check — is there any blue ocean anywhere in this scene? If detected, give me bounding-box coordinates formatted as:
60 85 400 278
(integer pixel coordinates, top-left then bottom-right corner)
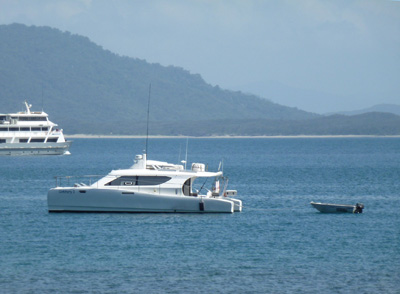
1 138 399 293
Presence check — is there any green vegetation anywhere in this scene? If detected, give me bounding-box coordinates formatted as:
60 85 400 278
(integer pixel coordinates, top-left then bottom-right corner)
77 112 400 136
1 23 399 136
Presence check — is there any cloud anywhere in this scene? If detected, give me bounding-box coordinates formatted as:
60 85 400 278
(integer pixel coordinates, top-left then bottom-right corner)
44 0 92 20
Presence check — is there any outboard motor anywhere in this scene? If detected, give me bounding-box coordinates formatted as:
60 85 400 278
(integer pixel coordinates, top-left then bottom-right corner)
353 203 364 214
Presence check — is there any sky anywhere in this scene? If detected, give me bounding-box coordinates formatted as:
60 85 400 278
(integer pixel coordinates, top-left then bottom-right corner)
0 0 399 113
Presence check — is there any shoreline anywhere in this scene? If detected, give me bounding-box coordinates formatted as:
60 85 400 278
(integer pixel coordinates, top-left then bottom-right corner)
65 134 400 139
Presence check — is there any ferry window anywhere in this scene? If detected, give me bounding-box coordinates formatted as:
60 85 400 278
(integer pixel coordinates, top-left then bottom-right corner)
47 138 58 142
9 127 18 131
19 117 47 121
0 128 7 132
19 139 28 143
32 127 41 131
31 138 45 143
0 139 5 143
42 127 48 131
0 116 6 120
20 127 30 131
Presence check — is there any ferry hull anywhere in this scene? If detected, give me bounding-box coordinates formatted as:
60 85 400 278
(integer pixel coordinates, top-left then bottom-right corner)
48 187 236 213
0 141 71 156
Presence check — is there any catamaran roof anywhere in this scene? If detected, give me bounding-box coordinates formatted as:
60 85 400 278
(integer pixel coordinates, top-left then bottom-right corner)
109 168 223 178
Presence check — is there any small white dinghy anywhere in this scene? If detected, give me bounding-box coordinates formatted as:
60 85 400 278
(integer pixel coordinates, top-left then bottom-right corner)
310 201 364 213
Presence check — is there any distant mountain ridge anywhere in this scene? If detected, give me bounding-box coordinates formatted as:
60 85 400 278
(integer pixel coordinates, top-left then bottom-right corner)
0 23 317 135
330 104 400 116
1 23 398 136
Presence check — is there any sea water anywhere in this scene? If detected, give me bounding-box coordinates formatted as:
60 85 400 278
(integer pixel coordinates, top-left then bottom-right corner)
0 138 399 293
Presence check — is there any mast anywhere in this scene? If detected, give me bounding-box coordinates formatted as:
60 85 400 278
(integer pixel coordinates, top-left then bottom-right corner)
24 100 31 114
184 137 188 170
41 84 44 113
145 83 151 156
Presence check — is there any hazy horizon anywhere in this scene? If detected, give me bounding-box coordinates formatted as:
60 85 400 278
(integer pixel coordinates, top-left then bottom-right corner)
0 0 399 114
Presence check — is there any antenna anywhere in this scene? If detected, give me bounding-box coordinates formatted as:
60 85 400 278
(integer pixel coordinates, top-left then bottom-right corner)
180 138 189 170
184 137 188 170
145 84 151 155
178 142 182 163
221 158 224 172
41 84 44 112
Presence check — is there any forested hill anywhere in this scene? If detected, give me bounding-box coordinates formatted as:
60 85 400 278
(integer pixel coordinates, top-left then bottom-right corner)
0 23 317 134
73 112 400 136
142 112 400 136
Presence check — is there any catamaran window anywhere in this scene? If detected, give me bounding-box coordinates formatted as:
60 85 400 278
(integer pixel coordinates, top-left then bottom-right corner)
182 179 191 196
106 176 135 186
106 176 171 186
0 139 5 143
31 138 45 143
137 176 171 185
47 138 58 142
19 138 28 143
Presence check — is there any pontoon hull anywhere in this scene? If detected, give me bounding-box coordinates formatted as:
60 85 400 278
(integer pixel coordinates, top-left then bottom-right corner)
229 198 243 212
48 188 237 213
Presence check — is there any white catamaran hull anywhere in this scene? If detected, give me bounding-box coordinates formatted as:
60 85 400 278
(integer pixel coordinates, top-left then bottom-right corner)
0 142 71 156
48 187 241 213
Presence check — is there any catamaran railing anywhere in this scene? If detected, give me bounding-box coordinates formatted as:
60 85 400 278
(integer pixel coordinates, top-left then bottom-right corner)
54 175 105 187
53 175 230 197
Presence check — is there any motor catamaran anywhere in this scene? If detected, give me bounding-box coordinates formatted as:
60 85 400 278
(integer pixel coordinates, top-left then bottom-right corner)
48 153 242 213
0 101 71 155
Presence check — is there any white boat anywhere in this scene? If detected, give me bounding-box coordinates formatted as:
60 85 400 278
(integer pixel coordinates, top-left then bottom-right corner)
310 201 364 213
48 153 242 213
0 101 71 155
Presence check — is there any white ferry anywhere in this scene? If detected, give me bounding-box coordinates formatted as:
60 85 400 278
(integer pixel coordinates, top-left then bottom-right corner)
48 153 242 213
0 101 71 156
